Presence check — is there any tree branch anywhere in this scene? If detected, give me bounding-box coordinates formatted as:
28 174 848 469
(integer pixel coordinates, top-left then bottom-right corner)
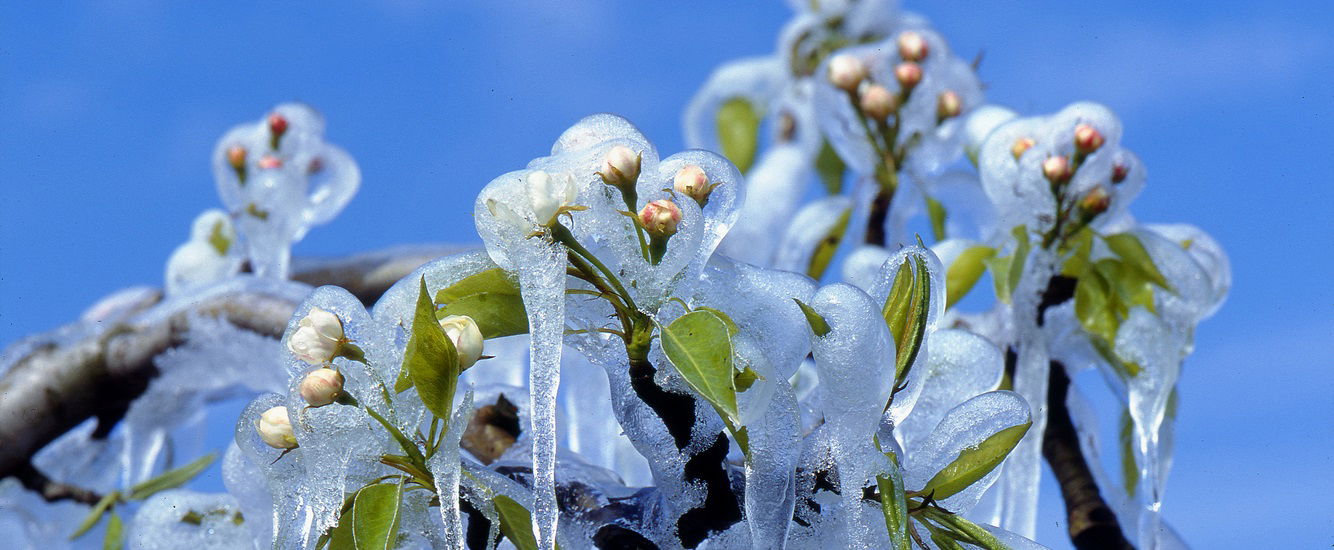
0 244 467 489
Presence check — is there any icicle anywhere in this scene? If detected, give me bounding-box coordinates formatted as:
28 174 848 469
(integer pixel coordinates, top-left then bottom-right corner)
430 390 475 549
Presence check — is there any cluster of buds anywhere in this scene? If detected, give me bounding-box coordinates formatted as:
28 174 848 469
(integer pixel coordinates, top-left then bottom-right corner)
639 199 682 265
257 406 297 450
439 315 485 369
267 112 288 151
287 307 363 365
673 165 720 207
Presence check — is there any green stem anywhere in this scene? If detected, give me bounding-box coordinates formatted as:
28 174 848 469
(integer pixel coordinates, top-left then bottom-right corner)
552 223 637 311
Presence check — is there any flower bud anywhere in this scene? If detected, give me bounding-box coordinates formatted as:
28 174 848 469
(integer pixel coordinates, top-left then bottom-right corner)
288 307 344 365
894 62 923 91
438 315 485 370
267 113 289 139
257 406 297 449
673 165 713 207
1073 123 1104 154
1078 186 1112 217
227 146 247 172
299 368 345 407
1111 162 1129 184
828 54 867 92
859 84 896 121
897 31 929 62
1011 137 1036 160
1042 155 1073 184
936 90 962 121
258 155 283 170
527 170 579 227
599 146 641 190
639 199 682 237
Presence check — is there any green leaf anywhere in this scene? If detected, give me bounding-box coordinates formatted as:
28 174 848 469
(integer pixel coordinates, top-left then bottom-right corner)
1006 225 1030 299
733 367 762 393
945 246 995 309
815 139 846 195
103 511 124 550
875 453 910 550
925 196 948 242
920 421 1031 500
402 277 461 420
1059 226 1095 276
71 491 119 540
128 453 216 501
982 253 1013 304
1074 268 1117 345
929 529 967 550
1104 233 1169 289
881 254 931 390
660 310 739 424
923 509 1011 550
806 207 852 280
321 492 359 550
434 268 528 339
717 97 760 174
1119 407 1138 498
696 306 740 336
793 298 831 337
351 482 404 550
206 220 231 256
493 494 554 550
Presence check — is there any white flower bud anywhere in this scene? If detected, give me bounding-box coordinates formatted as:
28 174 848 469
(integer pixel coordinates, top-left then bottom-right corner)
438 315 484 369
288 307 344 365
673 165 712 206
1043 155 1073 184
858 84 896 121
600 146 641 189
936 90 962 121
257 406 297 449
894 62 923 91
897 31 929 62
827 54 867 92
299 368 345 407
527 170 578 227
639 199 682 237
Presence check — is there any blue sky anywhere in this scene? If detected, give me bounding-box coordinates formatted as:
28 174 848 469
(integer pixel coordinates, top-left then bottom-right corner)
1 1 1330 547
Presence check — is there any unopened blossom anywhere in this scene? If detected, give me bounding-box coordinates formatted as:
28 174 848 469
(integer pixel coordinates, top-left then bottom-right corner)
438 315 485 369
299 368 345 407
257 406 297 449
288 307 344 365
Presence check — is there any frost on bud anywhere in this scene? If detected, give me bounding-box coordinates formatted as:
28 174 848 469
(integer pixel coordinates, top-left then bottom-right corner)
599 146 641 192
1112 162 1129 184
828 54 867 92
936 90 962 122
1042 155 1073 184
1078 186 1112 217
267 112 288 150
299 368 345 407
438 315 485 370
527 170 581 228
288 306 345 365
640 199 682 265
859 84 896 121
1011 137 1036 160
1073 123 1105 154
673 165 715 207
258 155 283 170
897 31 929 62
257 406 297 449
894 62 923 92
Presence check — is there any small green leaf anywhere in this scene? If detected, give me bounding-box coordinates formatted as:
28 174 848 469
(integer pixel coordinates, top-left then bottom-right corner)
1119 407 1138 498
128 453 216 500
206 220 231 256
733 367 762 393
876 454 910 550
929 529 967 550
244 202 269 220
493 495 549 550
1006 225 1030 299
71 491 119 540
1074 269 1116 345
102 511 124 550
322 491 360 550
881 254 931 390
402 277 461 420
925 197 948 242
807 207 852 280
945 246 995 309
1059 226 1095 276
696 306 740 336
660 310 739 424
982 253 1013 304
815 139 846 195
434 268 528 339
793 298 831 337
351 482 404 550
717 97 760 174
1104 233 1169 289
920 421 1031 500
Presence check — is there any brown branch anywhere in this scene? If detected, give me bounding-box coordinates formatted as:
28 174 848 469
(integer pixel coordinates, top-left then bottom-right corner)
0 244 468 491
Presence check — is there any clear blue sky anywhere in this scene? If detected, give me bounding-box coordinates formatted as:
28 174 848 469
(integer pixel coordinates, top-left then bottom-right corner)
1 2 1330 547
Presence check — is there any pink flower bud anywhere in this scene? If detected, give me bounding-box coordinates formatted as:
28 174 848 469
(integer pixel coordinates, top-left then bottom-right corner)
828 54 868 92
673 165 712 206
1042 155 1073 184
1078 186 1112 216
1112 162 1129 183
257 406 297 449
1074 123 1104 154
936 90 962 121
227 146 247 171
1011 137 1036 160
894 62 922 91
599 145 641 189
258 155 283 170
897 31 929 62
859 84 896 120
267 113 288 139
639 199 682 237
299 368 345 407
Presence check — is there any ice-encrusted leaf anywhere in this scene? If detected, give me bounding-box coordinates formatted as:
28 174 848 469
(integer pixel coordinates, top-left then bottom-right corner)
1105 233 1170 289
1120 407 1138 497
920 422 1031 500
102 511 123 550
206 220 231 255
351 482 403 550
494 495 550 550
945 245 995 309
807 206 853 280
876 452 910 550
816 139 846 195
434 267 528 339
1005 225 1030 299
793 298 831 337
717 97 760 174
400 277 460 420
71 491 119 540
697 306 740 336
661 310 738 423
926 197 948 242
733 367 762 393
882 254 931 389
127 453 217 500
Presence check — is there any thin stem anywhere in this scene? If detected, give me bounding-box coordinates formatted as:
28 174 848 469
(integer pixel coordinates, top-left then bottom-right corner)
552 223 637 311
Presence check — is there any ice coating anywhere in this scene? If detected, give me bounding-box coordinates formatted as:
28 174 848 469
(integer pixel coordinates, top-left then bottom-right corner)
894 329 1005 453
127 490 250 550
211 103 359 278
429 389 474 548
773 196 854 277
682 56 788 154
717 144 813 266
841 244 892 291
905 390 1031 513
865 243 947 425
164 209 242 295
